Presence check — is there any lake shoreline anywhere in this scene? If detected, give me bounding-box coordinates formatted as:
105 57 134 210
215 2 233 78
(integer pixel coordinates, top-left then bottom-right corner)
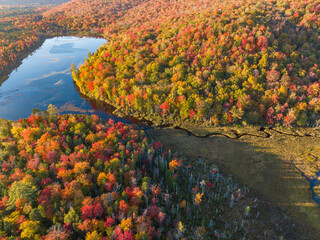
0 36 46 87
0 35 108 121
0 33 104 87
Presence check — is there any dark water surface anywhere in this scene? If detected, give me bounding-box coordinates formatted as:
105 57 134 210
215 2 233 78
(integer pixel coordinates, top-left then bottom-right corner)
0 36 131 123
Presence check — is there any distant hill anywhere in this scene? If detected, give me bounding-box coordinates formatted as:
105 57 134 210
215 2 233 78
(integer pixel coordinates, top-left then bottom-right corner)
0 0 70 5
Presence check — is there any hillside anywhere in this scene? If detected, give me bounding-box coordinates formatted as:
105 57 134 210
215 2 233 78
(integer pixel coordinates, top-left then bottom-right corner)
0 0 148 80
0 0 70 6
1 0 320 238
72 0 320 127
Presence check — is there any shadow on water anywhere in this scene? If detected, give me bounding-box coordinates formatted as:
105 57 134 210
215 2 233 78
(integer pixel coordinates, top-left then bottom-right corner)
74 84 153 129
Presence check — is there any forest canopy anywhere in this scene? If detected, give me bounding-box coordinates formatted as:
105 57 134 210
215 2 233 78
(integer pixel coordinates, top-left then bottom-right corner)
71 0 320 127
1 0 320 127
0 111 253 239
0 0 70 6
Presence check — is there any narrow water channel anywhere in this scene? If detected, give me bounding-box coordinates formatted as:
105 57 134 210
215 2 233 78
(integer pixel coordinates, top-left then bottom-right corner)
300 171 320 207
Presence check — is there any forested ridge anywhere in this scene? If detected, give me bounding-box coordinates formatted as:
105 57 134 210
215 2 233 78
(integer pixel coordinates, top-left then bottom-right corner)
0 0 70 5
71 0 320 127
0 0 146 78
3 0 319 127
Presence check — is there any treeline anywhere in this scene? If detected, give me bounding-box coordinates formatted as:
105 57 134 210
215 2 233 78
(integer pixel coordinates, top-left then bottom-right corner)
0 0 145 77
43 0 148 35
73 0 320 127
0 8 42 74
0 0 70 5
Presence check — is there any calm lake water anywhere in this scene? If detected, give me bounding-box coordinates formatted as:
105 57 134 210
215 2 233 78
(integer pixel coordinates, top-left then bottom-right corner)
0 36 131 123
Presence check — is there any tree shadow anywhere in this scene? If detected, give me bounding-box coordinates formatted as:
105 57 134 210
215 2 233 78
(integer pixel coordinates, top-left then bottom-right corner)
149 127 320 240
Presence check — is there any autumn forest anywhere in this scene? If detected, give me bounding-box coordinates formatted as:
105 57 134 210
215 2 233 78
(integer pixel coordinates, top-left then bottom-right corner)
0 0 320 239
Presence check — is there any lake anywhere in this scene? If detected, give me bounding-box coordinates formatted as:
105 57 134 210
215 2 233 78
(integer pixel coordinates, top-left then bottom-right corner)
0 36 132 123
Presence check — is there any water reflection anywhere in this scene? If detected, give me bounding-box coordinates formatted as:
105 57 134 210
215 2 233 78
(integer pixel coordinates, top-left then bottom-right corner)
74 85 152 127
24 68 70 85
49 43 87 54
0 36 127 122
